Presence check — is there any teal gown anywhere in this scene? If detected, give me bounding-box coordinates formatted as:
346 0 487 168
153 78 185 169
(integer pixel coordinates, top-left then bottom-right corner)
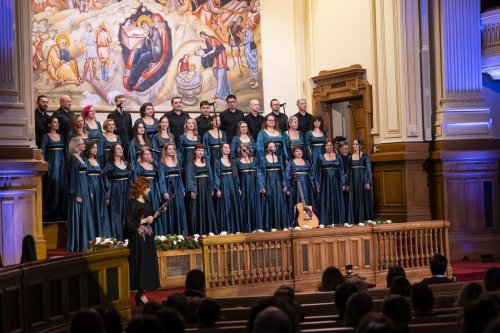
67 155 95 252
134 118 159 141
186 162 217 235
203 131 227 171
305 131 327 184
236 158 265 232
230 136 255 159
151 133 174 163
214 161 243 233
285 131 308 160
159 161 188 235
348 154 374 224
103 162 131 240
318 155 346 226
85 121 102 145
128 139 146 171
99 135 121 166
41 133 68 221
256 130 288 161
285 160 318 225
177 135 200 178
261 156 290 230
86 160 111 237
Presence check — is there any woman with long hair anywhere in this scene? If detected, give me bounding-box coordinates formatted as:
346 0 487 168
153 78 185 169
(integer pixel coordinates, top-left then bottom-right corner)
134 102 159 139
285 116 307 160
159 143 188 235
129 122 151 171
82 105 102 144
318 138 345 226
99 118 121 166
256 114 288 160
133 147 167 236
261 141 289 230
214 143 243 233
235 143 265 232
203 115 227 171
83 141 111 237
67 113 90 148
67 137 95 251
305 115 327 184
348 138 374 225
186 143 217 235
230 120 255 159
103 144 131 240
151 115 174 163
41 116 68 221
127 176 164 306
178 118 200 175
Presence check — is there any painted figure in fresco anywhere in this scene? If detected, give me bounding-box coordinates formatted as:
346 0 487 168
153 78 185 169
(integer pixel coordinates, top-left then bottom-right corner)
78 0 89 13
227 16 244 77
243 24 258 88
194 0 223 33
198 31 232 100
96 22 112 81
80 22 100 82
33 33 49 70
46 34 81 85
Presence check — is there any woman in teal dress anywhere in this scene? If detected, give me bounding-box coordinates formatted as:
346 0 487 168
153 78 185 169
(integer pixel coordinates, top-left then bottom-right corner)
82 105 102 144
66 114 90 161
235 143 265 232
214 143 243 233
159 143 188 235
152 115 174 163
285 116 308 160
261 141 289 230
230 121 255 159
256 114 288 161
203 115 227 171
67 137 95 252
41 116 67 221
178 118 200 177
285 145 318 226
187 144 217 235
134 102 159 140
318 139 346 226
99 119 121 166
129 122 151 171
133 147 167 236
348 138 374 225
306 115 328 184
103 144 131 240
83 141 111 237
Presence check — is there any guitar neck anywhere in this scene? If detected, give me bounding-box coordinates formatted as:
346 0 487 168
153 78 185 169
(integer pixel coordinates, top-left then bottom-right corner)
296 177 307 207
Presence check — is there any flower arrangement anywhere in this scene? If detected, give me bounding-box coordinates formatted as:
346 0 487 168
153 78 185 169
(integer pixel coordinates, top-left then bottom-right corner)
154 234 201 251
90 237 127 250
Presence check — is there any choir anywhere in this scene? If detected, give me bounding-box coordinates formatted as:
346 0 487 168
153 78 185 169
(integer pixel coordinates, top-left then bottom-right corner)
38 97 375 252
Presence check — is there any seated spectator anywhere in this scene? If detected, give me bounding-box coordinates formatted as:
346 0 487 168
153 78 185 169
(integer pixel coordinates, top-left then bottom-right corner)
197 298 221 328
319 266 346 292
349 279 368 293
247 297 299 333
484 267 500 292
386 265 406 288
126 315 165 333
155 308 185 333
163 292 188 315
184 269 205 299
422 253 452 284
70 308 105 333
382 295 412 333
389 276 411 297
95 305 122 333
335 282 359 320
274 285 305 322
355 313 397 333
454 282 483 307
184 299 202 324
142 301 163 315
459 297 499 333
410 282 435 316
344 292 374 328
253 306 293 333
485 317 500 333
21 234 37 263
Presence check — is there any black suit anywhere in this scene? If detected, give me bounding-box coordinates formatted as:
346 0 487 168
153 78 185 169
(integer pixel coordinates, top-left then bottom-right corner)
34 108 50 147
195 114 211 139
220 108 245 142
243 112 265 140
107 109 133 160
53 107 73 142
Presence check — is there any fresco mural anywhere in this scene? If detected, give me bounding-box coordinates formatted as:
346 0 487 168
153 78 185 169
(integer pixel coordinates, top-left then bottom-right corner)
31 0 262 110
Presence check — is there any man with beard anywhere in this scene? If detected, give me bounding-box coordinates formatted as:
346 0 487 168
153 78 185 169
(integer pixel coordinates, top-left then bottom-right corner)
107 94 133 160
34 95 50 147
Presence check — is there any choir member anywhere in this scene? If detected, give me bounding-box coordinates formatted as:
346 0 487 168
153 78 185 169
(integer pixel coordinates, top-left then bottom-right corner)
256 114 288 160
159 143 188 235
151 114 174 163
66 137 95 251
220 94 244 143
293 98 313 137
230 121 255 159
261 141 289 230
82 105 102 144
133 147 167 236
83 141 111 237
195 100 211 138
318 139 345 226
34 95 50 147
285 116 307 160
164 96 190 145
103 144 131 240
236 143 265 232
348 138 374 225
339 141 350 223
203 115 227 171
67 113 90 145
100 118 121 167
186 144 217 235
134 102 159 139
129 122 151 171
305 115 327 184
107 95 132 160
127 176 164 306
214 143 243 233
178 118 200 176
244 99 265 140
41 116 67 221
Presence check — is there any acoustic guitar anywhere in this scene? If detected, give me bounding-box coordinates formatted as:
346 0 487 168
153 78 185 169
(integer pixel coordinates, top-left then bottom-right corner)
294 175 319 228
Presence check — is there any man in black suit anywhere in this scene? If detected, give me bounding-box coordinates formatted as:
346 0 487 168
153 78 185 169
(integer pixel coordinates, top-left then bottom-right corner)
107 94 133 160
243 99 264 140
293 98 313 137
219 94 244 142
164 96 190 144
268 98 288 133
421 253 453 284
53 95 73 142
195 100 211 139
34 95 50 147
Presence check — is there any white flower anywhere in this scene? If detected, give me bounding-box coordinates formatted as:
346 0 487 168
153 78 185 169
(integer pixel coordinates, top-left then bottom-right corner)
194 234 200 238
95 237 102 243
358 223 365 226
294 226 302 230
220 231 228 236
282 228 288 231
208 232 215 236
177 235 184 240
257 229 264 233
173 240 177 245
194 238 198 242
386 220 392 224
319 224 325 228
344 223 353 227
271 228 277 232
160 235 167 241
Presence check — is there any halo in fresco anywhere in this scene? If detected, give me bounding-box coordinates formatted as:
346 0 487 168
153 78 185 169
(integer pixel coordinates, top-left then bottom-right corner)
31 0 262 110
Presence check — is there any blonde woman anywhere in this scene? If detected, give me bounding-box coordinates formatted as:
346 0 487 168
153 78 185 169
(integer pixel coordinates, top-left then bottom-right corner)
99 118 121 166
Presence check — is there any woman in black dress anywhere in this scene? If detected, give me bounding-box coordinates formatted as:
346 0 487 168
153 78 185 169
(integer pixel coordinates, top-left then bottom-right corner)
127 176 165 305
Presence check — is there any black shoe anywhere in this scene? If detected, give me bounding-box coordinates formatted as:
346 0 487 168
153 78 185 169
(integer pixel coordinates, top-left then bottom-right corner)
135 293 145 306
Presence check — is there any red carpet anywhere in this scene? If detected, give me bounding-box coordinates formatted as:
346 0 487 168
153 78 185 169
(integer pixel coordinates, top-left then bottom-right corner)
451 260 500 282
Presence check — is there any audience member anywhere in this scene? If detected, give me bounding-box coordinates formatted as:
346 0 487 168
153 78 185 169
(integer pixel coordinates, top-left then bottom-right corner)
163 292 188 315
126 315 165 333
459 297 499 333
389 276 411 298
184 299 202 324
350 279 368 293
335 282 359 320
319 266 346 292
454 282 484 307
155 308 185 333
411 282 435 316
355 313 397 333
252 306 293 333
197 298 221 328
382 295 412 333
484 267 500 292
422 253 452 284
70 308 104 333
274 285 305 322
485 317 500 333
142 301 163 315
247 297 299 333
386 265 406 288
20 234 37 263
95 305 122 333
344 292 374 328
184 269 205 299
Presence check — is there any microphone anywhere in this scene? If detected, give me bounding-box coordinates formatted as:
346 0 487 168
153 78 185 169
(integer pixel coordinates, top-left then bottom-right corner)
279 103 286 107
209 102 217 106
